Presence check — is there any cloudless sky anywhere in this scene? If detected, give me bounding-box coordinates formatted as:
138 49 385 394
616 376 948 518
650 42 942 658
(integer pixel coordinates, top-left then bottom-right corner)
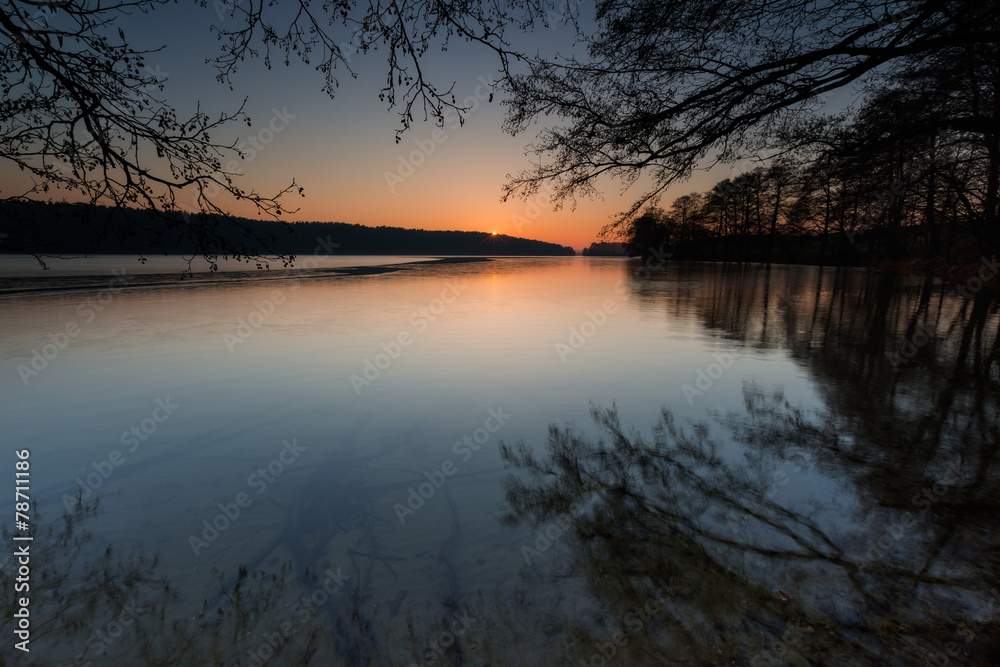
1 1 848 251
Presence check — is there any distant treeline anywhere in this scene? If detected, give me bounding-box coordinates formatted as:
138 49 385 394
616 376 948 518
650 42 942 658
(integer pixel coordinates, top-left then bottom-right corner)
581 242 626 256
0 201 575 257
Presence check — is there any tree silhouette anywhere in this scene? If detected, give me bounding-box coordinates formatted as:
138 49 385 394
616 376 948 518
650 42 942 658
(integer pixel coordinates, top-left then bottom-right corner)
3 0 1000 265
501 1 1000 229
0 0 569 266
0 0 309 268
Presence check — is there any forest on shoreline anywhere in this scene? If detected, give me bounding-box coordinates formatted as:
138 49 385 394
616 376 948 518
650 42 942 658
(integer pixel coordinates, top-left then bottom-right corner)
607 28 998 277
0 202 574 258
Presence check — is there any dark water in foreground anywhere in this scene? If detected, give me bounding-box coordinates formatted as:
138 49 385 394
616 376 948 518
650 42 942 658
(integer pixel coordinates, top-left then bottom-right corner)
1 256 998 666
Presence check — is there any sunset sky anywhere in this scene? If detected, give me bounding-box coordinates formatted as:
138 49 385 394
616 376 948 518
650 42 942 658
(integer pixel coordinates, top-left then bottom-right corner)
0 3 789 251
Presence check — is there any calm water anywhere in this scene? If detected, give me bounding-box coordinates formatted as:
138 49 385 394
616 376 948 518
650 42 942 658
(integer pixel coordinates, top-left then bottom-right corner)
1 256 998 666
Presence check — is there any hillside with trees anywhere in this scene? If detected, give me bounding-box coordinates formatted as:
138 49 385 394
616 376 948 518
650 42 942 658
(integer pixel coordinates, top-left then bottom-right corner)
0 202 574 261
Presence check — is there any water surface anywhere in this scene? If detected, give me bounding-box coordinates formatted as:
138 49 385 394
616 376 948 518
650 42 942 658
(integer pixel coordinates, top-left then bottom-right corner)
1 256 997 665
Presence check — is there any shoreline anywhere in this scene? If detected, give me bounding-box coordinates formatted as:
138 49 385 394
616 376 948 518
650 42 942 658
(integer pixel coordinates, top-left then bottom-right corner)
0 256 495 297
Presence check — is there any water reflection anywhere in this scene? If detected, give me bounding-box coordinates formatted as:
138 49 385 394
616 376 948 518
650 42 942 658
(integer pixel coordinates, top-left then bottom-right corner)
3 260 998 665
494 263 1000 665
0 492 476 666
500 387 1000 665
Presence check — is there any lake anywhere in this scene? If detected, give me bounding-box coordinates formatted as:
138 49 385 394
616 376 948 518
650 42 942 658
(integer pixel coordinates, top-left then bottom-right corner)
1 255 998 666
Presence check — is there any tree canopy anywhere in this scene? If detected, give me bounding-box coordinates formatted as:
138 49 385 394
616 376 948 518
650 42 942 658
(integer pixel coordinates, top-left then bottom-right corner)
502 1 999 226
